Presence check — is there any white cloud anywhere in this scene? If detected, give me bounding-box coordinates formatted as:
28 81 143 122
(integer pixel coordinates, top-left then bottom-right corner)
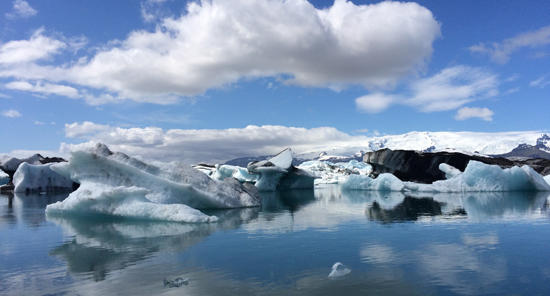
63 121 370 163
454 107 494 121
59 122 546 163
355 66 498 114
5 0 37 19
504 87 519 95
0 28 65 65
0 0 440 104
529 75 550 88
504 74 519 82
2 109 21 118
407 66 498 112
5 80 79 98
469 25 550 64
355 93 397 113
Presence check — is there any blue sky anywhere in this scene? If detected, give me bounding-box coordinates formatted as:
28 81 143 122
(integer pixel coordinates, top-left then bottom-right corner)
0 0 549 160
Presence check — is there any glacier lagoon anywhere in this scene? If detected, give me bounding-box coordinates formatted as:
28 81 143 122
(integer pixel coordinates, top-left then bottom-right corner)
2 187 550 295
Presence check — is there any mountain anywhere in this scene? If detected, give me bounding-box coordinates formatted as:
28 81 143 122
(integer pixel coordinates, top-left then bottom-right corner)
493 134 550 160
223 132 550 166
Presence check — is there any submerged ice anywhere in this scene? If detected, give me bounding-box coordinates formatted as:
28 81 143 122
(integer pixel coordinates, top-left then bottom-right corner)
46 144 259 223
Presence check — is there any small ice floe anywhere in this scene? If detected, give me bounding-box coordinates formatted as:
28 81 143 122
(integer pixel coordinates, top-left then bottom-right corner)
328 262 351 278
163 277 189 288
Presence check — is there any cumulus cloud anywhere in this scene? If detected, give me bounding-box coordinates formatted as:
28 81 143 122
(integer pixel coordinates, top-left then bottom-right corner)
355 66 498 113
59 121 546 163
0 0 440 104
0 28 65 65
2 109 21 118
62 121 370 163
469 25 550 64
5 80 79 98
5 0 37 19
454 107 494 121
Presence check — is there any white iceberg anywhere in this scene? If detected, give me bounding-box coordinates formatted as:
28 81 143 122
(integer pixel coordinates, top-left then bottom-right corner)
46 182 217 223
328 262 351 278
211 164 258 183
342 173 404 192
298 160 372 185
342 161 550 192
405 161 550 192
13 163 75 193
1 154 42 173
0 170 8 185
438 163 461 179
246 148 314 191
46 144 259 223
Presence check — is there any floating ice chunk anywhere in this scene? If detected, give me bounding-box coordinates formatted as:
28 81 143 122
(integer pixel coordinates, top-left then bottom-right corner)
247 148 293 172
46 144 259 223
405 161 550 192
328 262 351 278
439 163 461 179
266 148 293 170
50 144 259 209
342 161 550 192
211 164 258 183
298 160 372 185
46 182 217 223
336 160 372 176
250 166 287 191
342 173 404 191
14 163 74 193
247 148 314 191
545 175 550 186
0 170 8 185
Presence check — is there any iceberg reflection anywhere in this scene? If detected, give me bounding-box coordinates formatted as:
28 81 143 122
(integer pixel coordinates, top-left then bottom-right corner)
47 207 259 281
366 191 550 223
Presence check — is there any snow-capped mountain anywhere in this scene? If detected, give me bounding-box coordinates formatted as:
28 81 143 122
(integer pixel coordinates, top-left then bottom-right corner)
289 131 549 163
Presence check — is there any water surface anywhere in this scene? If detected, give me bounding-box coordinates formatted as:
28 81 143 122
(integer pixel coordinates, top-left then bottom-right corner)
1 187 550 295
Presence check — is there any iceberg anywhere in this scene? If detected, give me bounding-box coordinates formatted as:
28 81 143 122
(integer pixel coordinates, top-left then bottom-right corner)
247 148 314 191
438 163 461 179
342 160 550 192
328 262 351 278
46 144 259 223
13 163 75 193
46 182 217 223
298 160 372 185
405 161 550 192
0 170 8 185
196 148 314 191
342 173 404 192
211 164 258 183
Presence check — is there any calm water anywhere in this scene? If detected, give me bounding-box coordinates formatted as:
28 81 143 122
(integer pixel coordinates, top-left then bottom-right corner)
2 186 550 295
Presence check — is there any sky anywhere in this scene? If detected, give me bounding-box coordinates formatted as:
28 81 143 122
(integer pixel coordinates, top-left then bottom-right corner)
0 0 549 162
